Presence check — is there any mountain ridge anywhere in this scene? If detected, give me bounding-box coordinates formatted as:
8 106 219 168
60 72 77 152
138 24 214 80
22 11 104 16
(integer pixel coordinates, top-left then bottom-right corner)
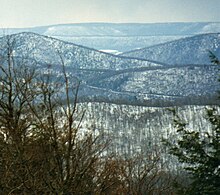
0 32 165 70
0 32 219 106
121 33 220 65
4 22 220 36
3 22 219 53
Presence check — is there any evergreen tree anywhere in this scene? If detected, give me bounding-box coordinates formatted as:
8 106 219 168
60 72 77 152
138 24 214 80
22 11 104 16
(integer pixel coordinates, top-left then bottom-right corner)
164 52 220 195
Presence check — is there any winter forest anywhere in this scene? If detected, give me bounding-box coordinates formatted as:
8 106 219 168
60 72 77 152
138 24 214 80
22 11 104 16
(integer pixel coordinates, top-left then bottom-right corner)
0 22 220 194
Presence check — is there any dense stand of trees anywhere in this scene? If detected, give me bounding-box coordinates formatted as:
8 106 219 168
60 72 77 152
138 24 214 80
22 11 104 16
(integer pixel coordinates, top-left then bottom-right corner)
0 38 175 194
0 36 219 194
164 51 220 194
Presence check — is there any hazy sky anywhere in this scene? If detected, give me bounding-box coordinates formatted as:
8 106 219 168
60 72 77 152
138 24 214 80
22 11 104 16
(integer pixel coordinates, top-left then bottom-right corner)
0 0 219 28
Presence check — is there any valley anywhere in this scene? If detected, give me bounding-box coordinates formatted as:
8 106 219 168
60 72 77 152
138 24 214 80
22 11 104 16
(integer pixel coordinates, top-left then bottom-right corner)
0 22 219 155
1 0 219 192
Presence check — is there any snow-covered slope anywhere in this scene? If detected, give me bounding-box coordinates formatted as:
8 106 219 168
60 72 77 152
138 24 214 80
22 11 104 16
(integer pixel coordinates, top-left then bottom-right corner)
92 65 219 97
0 32 163 70
76 103 216 155
6 22 220 36
3 22 220 52
41 22 220 37
121 33 220 65
0 32 219 106
1 25 219 156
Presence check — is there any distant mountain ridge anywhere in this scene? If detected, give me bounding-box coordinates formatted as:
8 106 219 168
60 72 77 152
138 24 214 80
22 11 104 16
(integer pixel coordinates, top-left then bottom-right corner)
4 22 220 37
0 32 219 106
0 32 163 70
121 33 220 65
2 22 220 53
0 25 219 157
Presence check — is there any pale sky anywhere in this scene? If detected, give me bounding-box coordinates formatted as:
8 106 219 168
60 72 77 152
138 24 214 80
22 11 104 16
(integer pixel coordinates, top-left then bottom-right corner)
0 0 219 28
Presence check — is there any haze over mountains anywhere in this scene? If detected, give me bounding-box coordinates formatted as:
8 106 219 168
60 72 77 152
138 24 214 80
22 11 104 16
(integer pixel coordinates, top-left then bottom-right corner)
6 22 220 36
0 24 219 106
4 22 220 52
0 22 219 154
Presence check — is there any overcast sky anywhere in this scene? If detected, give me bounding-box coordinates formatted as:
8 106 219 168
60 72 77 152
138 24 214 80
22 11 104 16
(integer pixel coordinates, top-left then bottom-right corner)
0 0 219 28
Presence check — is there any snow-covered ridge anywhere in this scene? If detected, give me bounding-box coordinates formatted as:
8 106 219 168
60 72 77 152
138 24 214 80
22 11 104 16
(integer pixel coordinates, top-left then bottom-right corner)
44 22 220 36
4 22 220 37
121 33 220 65
0 32 165 70
0 32 219 106
2 22 220 53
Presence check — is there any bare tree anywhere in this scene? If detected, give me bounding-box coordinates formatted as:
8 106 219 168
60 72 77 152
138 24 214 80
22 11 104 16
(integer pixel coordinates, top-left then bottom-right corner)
0 35 176 194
